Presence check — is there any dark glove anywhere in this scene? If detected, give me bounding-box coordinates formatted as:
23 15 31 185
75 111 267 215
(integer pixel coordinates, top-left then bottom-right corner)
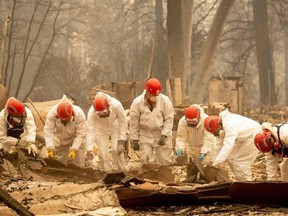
85 152 94 167
0 143 3 157
0 148 4 157
132 140 140 151
118 140 126 154
158 135 167 146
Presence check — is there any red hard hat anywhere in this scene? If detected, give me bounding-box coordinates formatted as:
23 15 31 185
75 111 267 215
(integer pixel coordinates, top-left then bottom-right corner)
145 78 161 95
204 116 220 134
57 101 73 119
184 106 200 120
7 98 25 116
254 129 273 153
93 97 109 111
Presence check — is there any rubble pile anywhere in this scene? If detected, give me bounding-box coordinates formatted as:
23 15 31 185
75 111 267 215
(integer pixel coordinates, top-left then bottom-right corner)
245 105 288 124
0 155 125 216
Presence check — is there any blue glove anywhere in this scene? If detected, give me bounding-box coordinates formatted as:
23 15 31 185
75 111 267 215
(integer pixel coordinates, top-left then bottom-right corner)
176 149 183 157
199 153 206 161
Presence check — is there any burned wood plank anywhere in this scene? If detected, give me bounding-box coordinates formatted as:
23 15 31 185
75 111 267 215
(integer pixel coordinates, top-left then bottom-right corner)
43 158 105 182
116 187 199 207
196 182 231 200
116 179 288 207
229 182 288 205
103 172 126 185
0 187 34 216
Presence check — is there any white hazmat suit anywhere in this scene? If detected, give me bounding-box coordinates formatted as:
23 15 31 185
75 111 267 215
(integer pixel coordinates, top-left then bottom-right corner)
213 109 261 181
176 104 215 162
0 101 37 154
130 90 174 165
261 122 288 181
44 95 86 166
86 92 128 172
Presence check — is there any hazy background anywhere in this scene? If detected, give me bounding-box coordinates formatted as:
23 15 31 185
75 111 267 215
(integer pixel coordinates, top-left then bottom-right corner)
0 0 287 113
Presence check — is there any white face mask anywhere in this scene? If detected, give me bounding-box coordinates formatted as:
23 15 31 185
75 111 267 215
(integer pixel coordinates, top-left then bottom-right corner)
218 130 225 139
150 96 157 102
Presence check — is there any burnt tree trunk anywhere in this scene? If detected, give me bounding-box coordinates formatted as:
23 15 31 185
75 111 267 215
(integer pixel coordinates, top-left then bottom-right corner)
151 0 168 91
167 0 193 102
253 0 276 106
189 0 235 104
285 36 288 105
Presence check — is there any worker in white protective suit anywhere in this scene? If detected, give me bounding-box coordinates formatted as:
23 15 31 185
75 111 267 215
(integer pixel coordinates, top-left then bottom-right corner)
204 108 261 181
44 95 86 166
175 104 215 163
0 97 38 156
254 122 288 181
130 78 174 165
86 91 128 173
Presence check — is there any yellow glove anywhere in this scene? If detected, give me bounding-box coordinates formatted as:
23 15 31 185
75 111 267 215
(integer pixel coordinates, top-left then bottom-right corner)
68 148 76 160
47 149 55 158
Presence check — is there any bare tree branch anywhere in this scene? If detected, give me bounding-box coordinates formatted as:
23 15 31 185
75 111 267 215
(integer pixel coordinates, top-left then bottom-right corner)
24 0 63 101
15 0 52 97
